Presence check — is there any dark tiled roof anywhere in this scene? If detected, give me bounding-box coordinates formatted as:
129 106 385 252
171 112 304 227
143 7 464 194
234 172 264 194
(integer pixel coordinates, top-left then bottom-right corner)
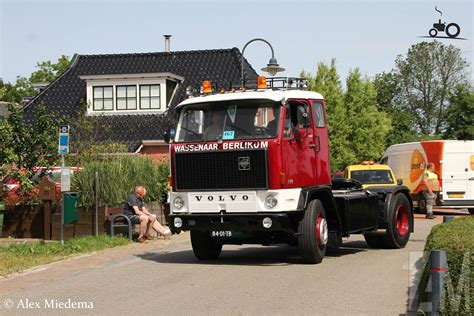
22 48 258 151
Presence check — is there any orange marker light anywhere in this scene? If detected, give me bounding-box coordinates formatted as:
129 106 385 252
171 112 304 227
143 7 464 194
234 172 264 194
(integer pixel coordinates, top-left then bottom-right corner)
202 81 212 94
258 76 267 89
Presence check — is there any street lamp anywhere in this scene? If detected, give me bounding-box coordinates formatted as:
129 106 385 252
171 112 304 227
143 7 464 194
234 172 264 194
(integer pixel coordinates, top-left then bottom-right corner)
241 38 285 86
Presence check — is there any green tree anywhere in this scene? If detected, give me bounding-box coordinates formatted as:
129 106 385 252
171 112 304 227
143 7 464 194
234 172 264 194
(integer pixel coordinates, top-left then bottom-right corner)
30 55 70 83
444 84 474 140
0 103 60 170
373 72 418 145
303 61 390 171
395 41 469 135
0 55 71 103
344 69 391 163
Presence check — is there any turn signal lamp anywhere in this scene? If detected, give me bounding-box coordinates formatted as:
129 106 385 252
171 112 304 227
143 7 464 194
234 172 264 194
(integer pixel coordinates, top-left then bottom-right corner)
202 81 212 94
257 76 267 89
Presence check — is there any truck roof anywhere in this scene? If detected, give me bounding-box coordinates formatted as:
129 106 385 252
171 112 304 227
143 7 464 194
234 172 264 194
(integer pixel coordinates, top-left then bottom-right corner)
176 89 325 109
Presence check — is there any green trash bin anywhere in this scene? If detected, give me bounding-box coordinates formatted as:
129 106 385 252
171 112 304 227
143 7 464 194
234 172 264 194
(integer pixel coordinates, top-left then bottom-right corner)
63 193 80 224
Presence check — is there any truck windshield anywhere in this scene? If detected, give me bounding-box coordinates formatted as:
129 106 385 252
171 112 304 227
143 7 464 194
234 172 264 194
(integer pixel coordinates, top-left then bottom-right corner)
175 99 281 142
350 170 394 185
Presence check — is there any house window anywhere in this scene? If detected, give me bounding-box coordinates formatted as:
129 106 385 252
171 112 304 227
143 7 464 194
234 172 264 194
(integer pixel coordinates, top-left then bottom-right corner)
140 84 160 109
93 86 113 111
116 85 137 110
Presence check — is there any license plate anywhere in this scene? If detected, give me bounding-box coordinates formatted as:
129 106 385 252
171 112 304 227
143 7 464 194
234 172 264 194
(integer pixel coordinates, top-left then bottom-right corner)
210 230 233 237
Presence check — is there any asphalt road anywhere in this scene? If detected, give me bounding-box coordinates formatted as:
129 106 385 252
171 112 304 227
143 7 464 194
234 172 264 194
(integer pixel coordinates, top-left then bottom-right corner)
0 217 443 315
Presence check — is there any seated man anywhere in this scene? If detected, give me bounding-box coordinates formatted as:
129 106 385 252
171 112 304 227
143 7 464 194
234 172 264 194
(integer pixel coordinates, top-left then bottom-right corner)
123 185 171 243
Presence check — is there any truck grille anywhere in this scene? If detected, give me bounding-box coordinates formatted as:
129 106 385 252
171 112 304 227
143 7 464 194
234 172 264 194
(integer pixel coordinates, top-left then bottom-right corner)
174 150 268 191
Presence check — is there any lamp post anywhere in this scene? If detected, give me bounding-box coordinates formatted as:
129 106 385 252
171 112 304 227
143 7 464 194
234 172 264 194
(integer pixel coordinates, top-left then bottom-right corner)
241 38 285 86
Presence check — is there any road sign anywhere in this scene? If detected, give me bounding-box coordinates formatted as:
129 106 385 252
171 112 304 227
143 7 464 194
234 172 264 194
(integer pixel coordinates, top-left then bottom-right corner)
61 167 71 192
58 125 69 155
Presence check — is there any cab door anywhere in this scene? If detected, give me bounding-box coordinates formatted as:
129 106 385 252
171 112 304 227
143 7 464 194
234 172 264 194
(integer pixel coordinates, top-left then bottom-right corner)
311 100 331 185
280 99 316 188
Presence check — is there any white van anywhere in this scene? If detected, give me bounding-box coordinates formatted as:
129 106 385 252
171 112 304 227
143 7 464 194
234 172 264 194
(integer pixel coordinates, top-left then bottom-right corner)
381 140 474 214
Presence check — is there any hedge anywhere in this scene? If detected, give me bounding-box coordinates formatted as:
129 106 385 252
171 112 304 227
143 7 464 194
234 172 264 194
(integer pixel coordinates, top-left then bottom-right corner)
416 216 474 314
72 156 169 208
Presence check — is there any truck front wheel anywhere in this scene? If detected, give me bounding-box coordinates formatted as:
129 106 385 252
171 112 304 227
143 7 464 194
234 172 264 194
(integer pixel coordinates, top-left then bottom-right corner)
190 230 222 260
298 199 328 264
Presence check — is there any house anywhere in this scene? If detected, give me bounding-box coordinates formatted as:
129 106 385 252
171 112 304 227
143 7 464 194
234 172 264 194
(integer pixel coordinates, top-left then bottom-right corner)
21 42 258 161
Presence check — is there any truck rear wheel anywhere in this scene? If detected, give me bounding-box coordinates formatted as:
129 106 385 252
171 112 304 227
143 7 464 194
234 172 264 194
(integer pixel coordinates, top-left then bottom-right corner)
298 199 328 264
190 230 222 260
364 193 412 249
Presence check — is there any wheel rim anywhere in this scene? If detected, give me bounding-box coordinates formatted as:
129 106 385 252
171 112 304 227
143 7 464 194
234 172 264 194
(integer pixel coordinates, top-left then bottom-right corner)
396 205 409 236
419 198 426 210
316 216 328 247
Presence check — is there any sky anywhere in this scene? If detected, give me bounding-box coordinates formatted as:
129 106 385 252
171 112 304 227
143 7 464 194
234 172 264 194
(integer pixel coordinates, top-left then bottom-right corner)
0 0 473 85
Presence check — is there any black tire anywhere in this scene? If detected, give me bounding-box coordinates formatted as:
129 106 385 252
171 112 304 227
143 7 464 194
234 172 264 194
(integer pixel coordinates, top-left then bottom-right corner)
446 23 460 38
429 28 438 37
382 193 412 248
365 194 412 249
468 208 474 215
418 193 427 214
297 199 327 264
190 230 222 260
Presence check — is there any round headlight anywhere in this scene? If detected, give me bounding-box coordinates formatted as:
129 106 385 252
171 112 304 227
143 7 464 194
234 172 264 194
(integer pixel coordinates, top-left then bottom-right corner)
264 195 278 209
174 217 183 228
262 217 273 229
173 196 184 209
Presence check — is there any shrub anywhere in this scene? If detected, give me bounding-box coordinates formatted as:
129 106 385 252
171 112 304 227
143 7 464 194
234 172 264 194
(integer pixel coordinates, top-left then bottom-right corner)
416 216 474 314
73 156 169 208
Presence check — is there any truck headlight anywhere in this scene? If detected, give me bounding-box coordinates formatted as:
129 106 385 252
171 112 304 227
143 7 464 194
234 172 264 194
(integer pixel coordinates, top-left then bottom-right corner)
264 195 278 209
173 196 184 210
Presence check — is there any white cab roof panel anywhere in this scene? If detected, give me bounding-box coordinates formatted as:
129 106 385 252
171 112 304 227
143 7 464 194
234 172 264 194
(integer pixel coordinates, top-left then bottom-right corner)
177 90 324 108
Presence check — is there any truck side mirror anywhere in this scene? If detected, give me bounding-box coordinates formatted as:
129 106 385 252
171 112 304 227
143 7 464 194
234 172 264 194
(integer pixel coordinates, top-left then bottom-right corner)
164 128 176 144
397 179 403 185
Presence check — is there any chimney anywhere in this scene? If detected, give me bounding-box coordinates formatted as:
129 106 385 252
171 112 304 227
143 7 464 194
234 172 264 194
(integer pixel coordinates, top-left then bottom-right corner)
164 35 171 52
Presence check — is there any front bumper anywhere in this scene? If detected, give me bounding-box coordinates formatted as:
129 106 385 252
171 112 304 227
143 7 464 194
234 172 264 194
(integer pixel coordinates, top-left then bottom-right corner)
169 213 297 234
169 213 300 245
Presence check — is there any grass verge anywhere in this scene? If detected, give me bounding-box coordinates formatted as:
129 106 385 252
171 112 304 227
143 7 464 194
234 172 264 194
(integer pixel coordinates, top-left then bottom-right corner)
0 235 129 277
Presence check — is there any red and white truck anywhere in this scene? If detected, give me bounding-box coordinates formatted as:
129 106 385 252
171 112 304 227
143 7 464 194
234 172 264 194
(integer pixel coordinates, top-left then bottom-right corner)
167 77 414 263
381 140 474 214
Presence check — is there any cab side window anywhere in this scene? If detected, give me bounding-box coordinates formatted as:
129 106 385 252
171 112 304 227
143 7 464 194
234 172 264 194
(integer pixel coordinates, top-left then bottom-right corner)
312 101 326 128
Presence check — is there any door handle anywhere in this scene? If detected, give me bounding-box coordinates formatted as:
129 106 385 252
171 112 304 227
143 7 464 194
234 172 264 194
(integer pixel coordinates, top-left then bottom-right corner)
309 143 316 148
469 177 474 181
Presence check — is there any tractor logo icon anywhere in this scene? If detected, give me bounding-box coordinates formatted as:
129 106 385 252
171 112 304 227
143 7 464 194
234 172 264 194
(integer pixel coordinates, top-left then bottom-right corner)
428 6 461 39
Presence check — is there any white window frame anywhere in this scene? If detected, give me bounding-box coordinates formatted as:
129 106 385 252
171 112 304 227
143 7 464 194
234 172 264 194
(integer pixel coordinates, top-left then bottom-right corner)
81 73 183 115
